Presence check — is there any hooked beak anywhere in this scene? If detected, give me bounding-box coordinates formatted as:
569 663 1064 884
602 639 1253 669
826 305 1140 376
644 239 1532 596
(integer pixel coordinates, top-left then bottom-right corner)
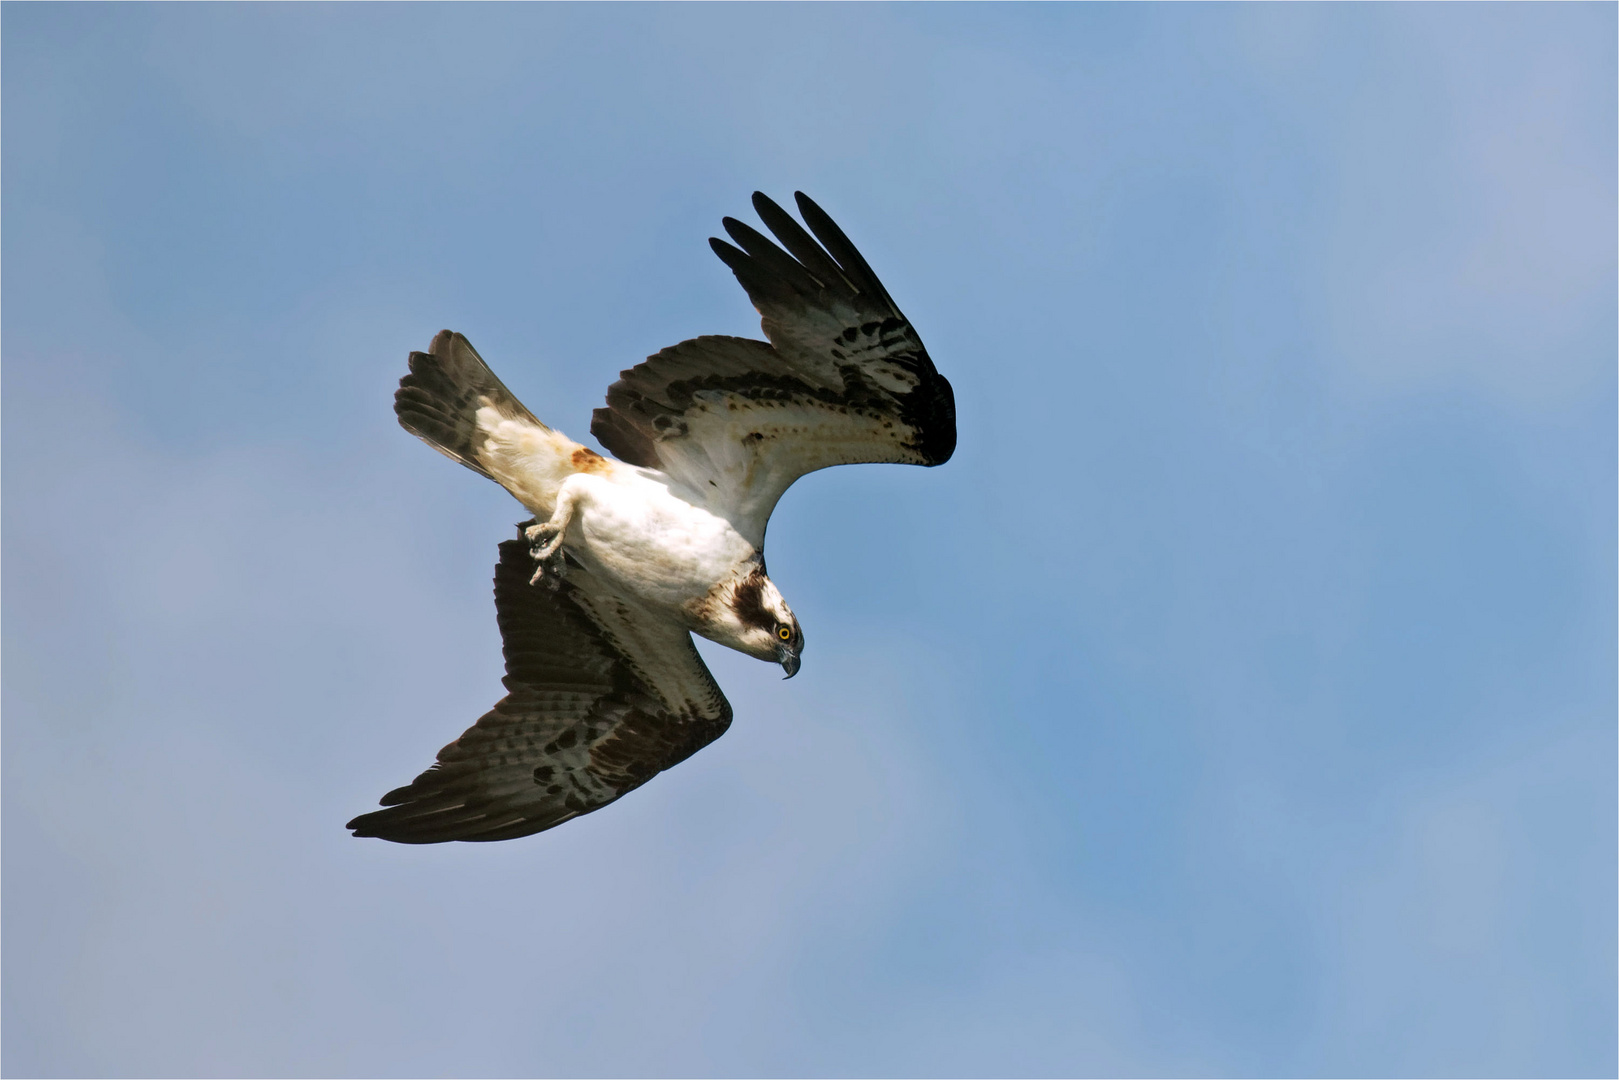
778 644 801 679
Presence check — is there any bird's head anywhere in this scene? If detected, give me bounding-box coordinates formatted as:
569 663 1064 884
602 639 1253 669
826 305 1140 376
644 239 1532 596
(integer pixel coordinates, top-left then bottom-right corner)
716 566 804 677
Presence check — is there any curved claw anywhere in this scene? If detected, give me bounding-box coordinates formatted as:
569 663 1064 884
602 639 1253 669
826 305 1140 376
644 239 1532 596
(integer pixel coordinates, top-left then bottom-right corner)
526 523 568 588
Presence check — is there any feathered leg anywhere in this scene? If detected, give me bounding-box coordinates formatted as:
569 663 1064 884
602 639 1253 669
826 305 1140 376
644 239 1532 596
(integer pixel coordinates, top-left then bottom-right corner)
526 486 580 587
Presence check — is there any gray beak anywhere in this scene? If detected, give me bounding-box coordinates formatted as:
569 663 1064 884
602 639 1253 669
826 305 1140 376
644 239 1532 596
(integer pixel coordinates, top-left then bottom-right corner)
778 645 801 679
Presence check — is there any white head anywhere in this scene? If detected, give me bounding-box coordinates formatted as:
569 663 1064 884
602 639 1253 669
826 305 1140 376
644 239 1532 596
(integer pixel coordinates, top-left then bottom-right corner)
703 566 804 677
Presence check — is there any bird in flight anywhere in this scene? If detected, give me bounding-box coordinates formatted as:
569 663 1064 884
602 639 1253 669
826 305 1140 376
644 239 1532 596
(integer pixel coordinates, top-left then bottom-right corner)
348 192 955 843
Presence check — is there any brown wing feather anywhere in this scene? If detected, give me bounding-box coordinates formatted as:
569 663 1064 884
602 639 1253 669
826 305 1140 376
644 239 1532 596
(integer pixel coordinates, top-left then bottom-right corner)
590 192 954 543
347 532 732 844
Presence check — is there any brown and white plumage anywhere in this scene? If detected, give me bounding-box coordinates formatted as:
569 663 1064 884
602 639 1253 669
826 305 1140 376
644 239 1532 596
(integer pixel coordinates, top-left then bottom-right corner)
349 192 953 844
593 193 955 545
348 535 731 843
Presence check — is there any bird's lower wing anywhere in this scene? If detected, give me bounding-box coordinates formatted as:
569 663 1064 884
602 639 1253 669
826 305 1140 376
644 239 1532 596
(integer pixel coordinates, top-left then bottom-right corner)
347 534 732 844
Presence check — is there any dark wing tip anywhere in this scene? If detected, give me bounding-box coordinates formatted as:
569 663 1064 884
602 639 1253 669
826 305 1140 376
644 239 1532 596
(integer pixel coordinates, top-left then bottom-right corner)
345 811 481 845
722 216 824 298
720 218 775 262
346 808 407 840
752 190 786 218
793 191 832 226
916 371 957 465
708 235 752 277
789 193 898 311
709 235 780 302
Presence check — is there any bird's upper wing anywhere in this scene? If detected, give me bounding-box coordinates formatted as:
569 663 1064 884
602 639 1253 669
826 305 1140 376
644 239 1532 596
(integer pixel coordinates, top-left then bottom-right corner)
590 192 955 547
348 532 732 844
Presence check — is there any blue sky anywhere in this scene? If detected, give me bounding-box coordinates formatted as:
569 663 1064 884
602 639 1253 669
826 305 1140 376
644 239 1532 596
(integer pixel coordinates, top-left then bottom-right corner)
3 4 1613 1077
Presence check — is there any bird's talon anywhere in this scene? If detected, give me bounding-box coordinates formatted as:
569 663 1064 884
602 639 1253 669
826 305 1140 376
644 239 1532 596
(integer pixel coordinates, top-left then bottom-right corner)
528 541 567 588
524 519 568 587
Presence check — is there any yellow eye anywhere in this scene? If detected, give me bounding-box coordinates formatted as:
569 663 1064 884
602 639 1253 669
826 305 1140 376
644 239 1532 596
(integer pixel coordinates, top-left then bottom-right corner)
777 625 792 641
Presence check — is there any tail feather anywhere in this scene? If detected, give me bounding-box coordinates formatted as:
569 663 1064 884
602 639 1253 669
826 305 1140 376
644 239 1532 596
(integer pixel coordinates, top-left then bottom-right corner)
395 331 546 479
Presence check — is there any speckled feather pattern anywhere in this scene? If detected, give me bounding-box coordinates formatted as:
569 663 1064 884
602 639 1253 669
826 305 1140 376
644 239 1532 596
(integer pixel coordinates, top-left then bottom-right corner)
351 193 953 843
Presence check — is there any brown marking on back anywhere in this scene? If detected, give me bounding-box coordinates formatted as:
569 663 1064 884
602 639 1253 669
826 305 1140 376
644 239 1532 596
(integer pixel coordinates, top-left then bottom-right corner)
570 447 610 473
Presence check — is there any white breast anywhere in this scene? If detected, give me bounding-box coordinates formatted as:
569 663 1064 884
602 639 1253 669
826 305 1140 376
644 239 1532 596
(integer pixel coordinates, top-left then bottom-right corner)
562 469 756 611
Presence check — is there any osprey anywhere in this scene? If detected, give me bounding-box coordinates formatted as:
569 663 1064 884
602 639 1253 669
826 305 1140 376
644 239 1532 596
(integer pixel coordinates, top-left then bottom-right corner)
348 193 955 843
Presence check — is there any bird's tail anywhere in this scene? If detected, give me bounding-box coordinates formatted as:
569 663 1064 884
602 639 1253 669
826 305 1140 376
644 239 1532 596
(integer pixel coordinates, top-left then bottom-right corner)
394 330 549 480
